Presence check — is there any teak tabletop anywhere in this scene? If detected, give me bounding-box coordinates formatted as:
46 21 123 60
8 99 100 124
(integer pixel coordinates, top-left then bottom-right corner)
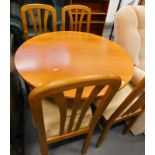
15 31 134 98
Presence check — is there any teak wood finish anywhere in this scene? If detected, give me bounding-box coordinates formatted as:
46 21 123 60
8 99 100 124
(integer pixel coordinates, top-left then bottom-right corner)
62 5 91 32
14 31 134 98
95 78 145 148
28 75 121 155
21 4 57 40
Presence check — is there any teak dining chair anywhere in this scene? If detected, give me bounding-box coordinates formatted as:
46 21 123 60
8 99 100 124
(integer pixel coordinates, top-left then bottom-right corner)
62 5 91 32
94 77 145 148
21 4 57 40
28 75 121 155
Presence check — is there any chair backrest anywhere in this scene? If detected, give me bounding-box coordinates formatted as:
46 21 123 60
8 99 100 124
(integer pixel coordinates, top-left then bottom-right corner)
114 6 145 71
28 75 121 143
21 4 57 40
108 78 145 124
62 5 91 32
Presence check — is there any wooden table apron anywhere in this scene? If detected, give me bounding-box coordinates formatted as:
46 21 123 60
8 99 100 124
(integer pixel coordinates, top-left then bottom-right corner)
15 31 134 98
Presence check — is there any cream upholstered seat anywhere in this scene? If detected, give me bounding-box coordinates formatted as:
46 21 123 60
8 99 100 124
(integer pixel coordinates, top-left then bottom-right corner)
102 83 134 120
95 67 144 121
114 5 145 135
95 74 145 148
42 98 92 137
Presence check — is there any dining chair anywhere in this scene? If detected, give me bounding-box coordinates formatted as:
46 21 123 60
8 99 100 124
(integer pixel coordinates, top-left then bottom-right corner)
62 5 91 32
21 4 57 40
114 5 145 135
28 75 121 155
94 76 145 148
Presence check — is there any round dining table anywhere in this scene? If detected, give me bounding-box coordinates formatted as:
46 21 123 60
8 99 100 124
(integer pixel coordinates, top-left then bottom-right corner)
15 31 134 98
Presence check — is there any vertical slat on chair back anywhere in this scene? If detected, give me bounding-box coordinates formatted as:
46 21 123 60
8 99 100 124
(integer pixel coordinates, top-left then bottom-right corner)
67 87 84 132
28 9 38 34
50 92 67 135
109 78 145 123
62 5 91 32
29 75 121 137
37 8 43 33
75 85 104 131
122 92 145 116
43 10 49 32
21 4 56 40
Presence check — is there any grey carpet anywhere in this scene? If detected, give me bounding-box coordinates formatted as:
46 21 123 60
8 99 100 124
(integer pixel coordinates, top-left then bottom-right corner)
24 107 145 155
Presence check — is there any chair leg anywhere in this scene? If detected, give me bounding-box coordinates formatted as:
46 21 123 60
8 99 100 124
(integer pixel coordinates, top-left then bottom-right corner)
81 132 93 155
39 142 48 155
123 117 138 135
96 125 111 148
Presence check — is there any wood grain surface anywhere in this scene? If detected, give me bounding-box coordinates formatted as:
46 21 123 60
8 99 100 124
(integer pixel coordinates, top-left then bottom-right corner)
15 31 134 98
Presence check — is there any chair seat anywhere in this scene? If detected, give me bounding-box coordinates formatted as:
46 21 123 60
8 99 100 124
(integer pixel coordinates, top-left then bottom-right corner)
42 98 92 138
95 82 135 120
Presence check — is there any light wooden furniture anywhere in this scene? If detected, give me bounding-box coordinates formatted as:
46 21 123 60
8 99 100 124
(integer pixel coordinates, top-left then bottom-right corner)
28 75 121 155
62 5 91 32
94 77 145 147
14 31 134 98
21 4 57 40
69 0 110 35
